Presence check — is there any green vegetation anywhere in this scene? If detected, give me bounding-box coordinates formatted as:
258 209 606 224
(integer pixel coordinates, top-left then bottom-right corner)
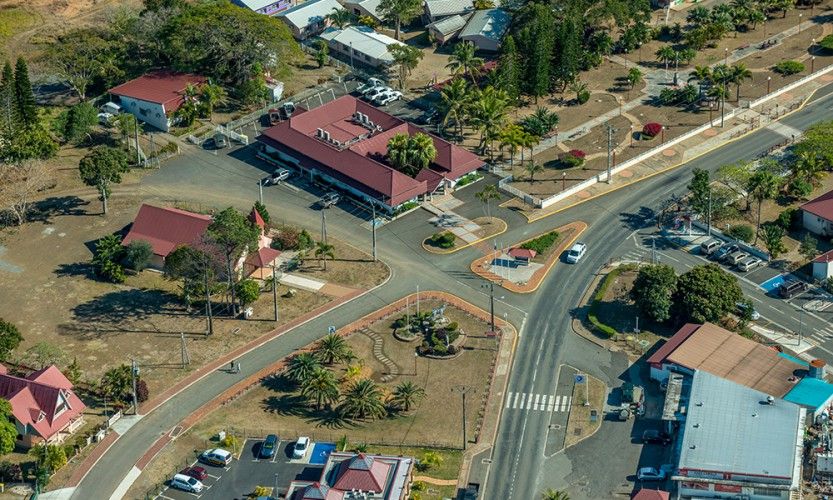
726 224 754 243
630 264 677 323
123 240 153 271
78 146 130 215
428 232 456 249
773 60 805 76
587 264 636 337
92 234 126 283
519 231 560 255
673 264 742 323
456 172 483 188
0 8 39 40
366 446 462 480
821 34 833 52
0 320 23 362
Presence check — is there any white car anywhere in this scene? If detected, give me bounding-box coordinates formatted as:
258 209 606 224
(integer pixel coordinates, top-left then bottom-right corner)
362 85 387 98
293 436 310 459
171 473 204 493
200 448 233 466
97 112 113 126
99 102 121 115
357 77 384 93
566 242 587 263
375 90 402 105
736 301 761 321
637 467 666 481
737 256 762 272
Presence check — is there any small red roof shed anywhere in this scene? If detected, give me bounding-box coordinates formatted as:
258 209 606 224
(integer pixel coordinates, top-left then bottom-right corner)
632 488 670 500
508 248 537 260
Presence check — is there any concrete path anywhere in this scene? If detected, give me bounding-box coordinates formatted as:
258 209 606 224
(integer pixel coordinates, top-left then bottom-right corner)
278 273 325 291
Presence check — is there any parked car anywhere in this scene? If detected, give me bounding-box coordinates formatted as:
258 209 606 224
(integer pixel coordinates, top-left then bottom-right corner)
293 437 310 459
736 301 761 321
171 473 204 493
724 251 749 266
213 132 229 149
375 90 402 106
566 242 587 263
362 85 388 98
260 434 278 459
200 448 233 467
637 467 667 481
737 256 762 272
700 238 723 255
712 243 739 261
98 112 114 126
99 102 121 115
269 168 291 184
356 77 384 94
180 466 208 481
418 109 438 125
779 280 808 299
319 192 340 208
642 430 672 445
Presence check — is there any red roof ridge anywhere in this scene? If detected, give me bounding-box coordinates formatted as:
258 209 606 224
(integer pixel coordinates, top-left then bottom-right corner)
802 189 833 221
109 71 207 111
646 323 702 365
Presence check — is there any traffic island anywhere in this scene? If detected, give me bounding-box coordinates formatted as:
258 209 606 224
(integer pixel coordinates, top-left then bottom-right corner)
470 221 587 293
422 216 507 254
563 373 606 449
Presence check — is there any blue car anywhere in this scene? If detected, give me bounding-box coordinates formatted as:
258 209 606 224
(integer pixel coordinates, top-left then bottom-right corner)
260 434 278 459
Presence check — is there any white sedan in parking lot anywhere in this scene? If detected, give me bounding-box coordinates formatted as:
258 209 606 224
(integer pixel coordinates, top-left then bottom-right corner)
566 242 587 263
375 90 402 106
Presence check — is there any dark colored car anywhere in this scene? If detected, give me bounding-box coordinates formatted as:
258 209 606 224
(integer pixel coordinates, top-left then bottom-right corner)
642 430 672 445
180 466 208 481
779 280 808 299
261 434 278 459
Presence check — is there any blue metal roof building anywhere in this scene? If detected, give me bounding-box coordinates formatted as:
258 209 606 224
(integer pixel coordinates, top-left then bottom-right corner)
784 377 833 418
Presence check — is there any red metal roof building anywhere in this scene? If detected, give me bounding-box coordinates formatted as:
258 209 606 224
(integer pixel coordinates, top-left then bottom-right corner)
257 95 485 212
122 204 213 268
0 365 86 448
108 71 207 132
632 489 670 500
802 189 833 237
286 452 414 499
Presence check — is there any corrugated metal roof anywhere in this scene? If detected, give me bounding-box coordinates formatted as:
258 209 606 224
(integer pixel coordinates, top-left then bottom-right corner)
122 204 212 258
802 189 833 222
278 0 343 30
344 0 383 18
647 323 701 365
320 26 403 62
678 370 804 480
236 0 282 10
425 0 473 18
784 377 833 410
109 71 207 110
427 14 468 36
459 8 510 41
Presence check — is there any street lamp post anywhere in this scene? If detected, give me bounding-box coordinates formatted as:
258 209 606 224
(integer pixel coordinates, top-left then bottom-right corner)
812 56 816 73
370 202 377 262
561 172 566 191
271 263 279 322
767 76 771 94
724 47 729 65
798 13 803 33
452 386 472 450
629 125 634 148
661 126 666 144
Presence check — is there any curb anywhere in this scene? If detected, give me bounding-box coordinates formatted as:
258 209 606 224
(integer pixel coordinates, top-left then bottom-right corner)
421 218 508 255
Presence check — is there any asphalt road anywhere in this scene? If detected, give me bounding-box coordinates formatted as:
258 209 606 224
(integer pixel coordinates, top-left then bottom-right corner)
70 82 833 500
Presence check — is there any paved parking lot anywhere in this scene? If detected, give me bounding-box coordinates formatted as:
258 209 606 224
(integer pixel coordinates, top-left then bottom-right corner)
155 438 326 500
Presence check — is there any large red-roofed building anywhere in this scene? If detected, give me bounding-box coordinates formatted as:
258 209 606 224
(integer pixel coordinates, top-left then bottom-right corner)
109 71 207 132
122 204 213 269
286 452 413 499
0 364 86 448
257 95 485 212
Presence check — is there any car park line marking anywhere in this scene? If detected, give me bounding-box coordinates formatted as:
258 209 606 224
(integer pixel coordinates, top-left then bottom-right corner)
156 495 175 500
207 474 220 479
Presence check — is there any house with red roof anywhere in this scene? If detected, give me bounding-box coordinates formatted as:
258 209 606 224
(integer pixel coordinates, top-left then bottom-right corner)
0 365 86 448
108 71 207 132
286 452 414 499
802 189 833 237
122 204 213 270
257 95 485 213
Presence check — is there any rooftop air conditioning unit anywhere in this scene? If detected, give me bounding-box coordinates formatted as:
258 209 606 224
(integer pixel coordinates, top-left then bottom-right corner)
323 130 330 140
316 128 324 137
360 113 369 124
366 120 374 129
353 112 360 121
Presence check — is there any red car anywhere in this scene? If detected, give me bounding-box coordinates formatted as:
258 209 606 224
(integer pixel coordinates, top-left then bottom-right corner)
180 466 208 481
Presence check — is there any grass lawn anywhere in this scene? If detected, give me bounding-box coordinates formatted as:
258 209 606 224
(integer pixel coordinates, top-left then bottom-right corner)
0 7 40 41
423 217 506 252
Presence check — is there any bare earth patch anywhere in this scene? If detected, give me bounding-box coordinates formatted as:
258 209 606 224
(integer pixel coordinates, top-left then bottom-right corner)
564 374 606 448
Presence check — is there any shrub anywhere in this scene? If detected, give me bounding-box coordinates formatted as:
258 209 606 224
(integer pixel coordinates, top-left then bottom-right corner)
642 122 663 138
298 229 314 250
253 201 271 224
412 481 427 491
519 231 560 254
220 434 239 450
777 208 799 231
136 379 149 402
253 486 270 497
92 234 126 283
236 279 261 307
429 232 455 249
773 60 805 76
123 240 153 271
562 149 586 168
789 178 813 198
577 89 590 104
821 34 833 52
271 225 300 250
726 224 754 243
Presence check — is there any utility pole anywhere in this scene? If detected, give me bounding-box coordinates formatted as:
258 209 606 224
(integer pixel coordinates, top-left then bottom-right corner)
483 280 496 334
452 386 472 450
130 358 139 415
272 263 279 322
321 211 328 244
180 332 190 367
133 116 140 166
259 179 264 204
371 202 377 262
205 264 214 336
606 123 615 184
707 190 712 236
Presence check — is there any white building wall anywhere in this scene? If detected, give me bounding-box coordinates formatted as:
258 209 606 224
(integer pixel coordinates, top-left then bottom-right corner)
813 260 833 281
803 210 833 237
118 96 170 132
460 34 499 52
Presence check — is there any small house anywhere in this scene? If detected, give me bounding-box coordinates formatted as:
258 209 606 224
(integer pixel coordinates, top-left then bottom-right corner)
813 249 833 281
341 0 384 23
427 14 468 45
320 26 405 68
508 247 536 265
423 0 473 23
122 204 213 270
108 72 207 132
286 452 414 499
278 0 344 39
802 190 833 237
459 8 510 52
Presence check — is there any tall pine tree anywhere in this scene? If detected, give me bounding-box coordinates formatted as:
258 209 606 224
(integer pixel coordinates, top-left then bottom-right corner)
496 35 521 102
552 17 582 92
0 61 16 139
13 57 37 127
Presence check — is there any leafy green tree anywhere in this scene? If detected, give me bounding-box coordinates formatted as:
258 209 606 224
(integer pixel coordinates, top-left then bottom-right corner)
253 201 270 224
377 0 422 40
205 207 260 314
0 400 15 455
687 168 711 219
326 8 352 29
46 29 116 101
630 264 678 323
793 120 833 169
123 240 153 271
0 320 22 362
746 170 780 242
340 379 387 420
314 241 336 271
717 161 754 210
760 223 786 258
726 224 754 243
197 82 228 118
0 61 16 138
13 58 36 127
390 380 425 411
673 264 742 323
301 367 340 410
389 44 422 90
24 342 67 370
446 42 484 81
55 102 97 144
315 40 329 69
475 184 501 219
496 35 520 101
286 352 321 384
66 357 82 385
235 279 260 307
315 333 352 365
2 125 58 163
164 245 217 307
100 364 133 403
79 146 130 214
799 233 819 261
92 234 126 283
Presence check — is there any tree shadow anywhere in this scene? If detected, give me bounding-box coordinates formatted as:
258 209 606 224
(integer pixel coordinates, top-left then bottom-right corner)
261 374 297 392
54 262 97 280
307 409 357 429
28 196 91 224
261 394 308 417
619 207 657 230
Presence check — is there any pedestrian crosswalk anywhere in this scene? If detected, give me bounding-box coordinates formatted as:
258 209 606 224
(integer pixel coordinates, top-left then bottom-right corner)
811 326 833 343
504 392 572 412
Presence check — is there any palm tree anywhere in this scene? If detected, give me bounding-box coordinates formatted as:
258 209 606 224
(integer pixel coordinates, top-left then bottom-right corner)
388 44 423 90
439 78 470 140
688 65 713 95
175 83 201 126
747 170 780 243
626 67 643 97
386 133 411 172
525 161 544 182
568 80 589 103
520 107 559 138
314 241 335 270
542 489 570 500
377 0 422 40
315 333 352 365
686 5 711 25
390 381 425 411
499 124 524 165
446 41 484 81
729 63 753 101
706 80 729 127
471 86 509 156
409 132 437 173
301 367 340 410
327 8 352 29
286 352 321 384
655 45 676 80
519 131 539 164
793 150 825 187
198 82 228 119
475 184 501 219
340 379 387 420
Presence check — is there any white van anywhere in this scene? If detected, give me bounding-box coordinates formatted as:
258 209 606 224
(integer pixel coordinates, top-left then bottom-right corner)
171 473 204 493
99 102 121 115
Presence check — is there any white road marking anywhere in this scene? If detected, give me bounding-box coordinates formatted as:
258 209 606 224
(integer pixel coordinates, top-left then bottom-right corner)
525 395 534 410
517 393 526 409
506 392 513 409
547 395 554 411
533 394 541 410
554 395 561 410
513 392 520 409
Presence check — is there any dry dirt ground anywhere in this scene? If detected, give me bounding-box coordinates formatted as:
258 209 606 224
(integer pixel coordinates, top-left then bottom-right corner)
0 192 387 399
563 374 605 448
126 299 496 498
